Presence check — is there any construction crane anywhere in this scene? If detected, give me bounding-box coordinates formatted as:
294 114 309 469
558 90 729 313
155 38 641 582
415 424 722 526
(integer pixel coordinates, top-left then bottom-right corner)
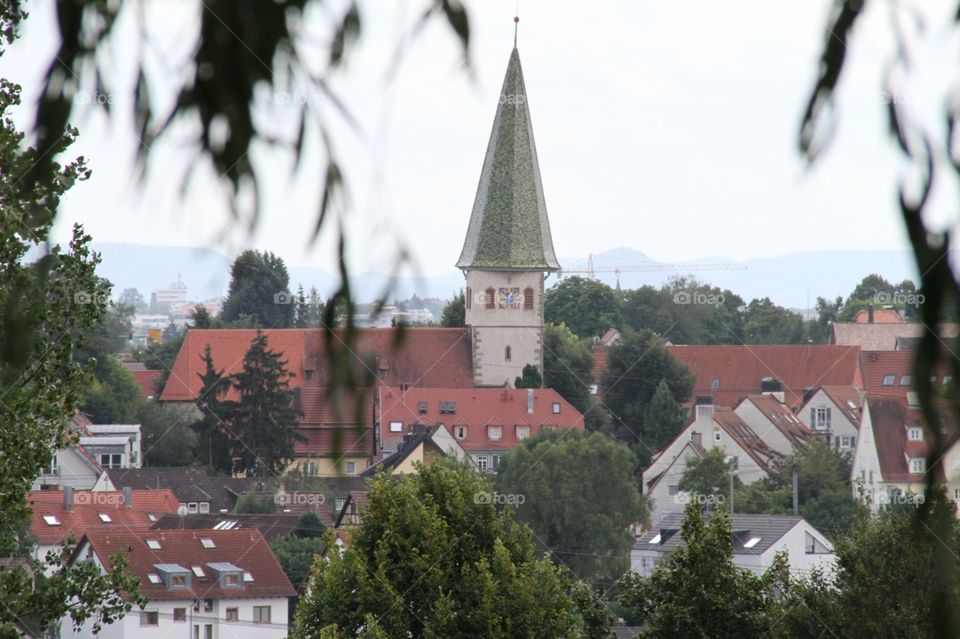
558 254 748 290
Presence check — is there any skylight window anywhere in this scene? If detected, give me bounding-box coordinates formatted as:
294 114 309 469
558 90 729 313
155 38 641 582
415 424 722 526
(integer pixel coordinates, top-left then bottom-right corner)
147 513 157 522
881 374 896 386
98 513 112 523
744 536 762 549
649 533 662 545
243 571 254 582
146 539 161 550
711 378 720 391
900 375 912 387
42 515 60 526
200 538 216 549
147 574 161 585
192 566 205 578
846 400 857 411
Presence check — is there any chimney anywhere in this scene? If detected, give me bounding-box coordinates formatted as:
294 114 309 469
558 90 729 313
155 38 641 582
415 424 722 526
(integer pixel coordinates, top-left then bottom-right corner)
527 389 534 415
64 486 74 513
867 304 874 323
695 404 714 431
122 486 133 508
691 431 702 447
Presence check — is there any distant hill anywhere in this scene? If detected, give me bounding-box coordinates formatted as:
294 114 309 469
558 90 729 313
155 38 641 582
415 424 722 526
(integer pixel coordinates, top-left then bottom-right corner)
91 242 928 310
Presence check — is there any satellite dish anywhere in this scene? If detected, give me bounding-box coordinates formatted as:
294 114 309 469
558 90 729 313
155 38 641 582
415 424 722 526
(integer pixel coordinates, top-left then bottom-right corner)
177 505 189 517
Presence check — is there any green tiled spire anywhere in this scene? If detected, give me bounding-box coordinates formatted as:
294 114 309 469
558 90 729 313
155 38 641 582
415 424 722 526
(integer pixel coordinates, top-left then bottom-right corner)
456 47 560 272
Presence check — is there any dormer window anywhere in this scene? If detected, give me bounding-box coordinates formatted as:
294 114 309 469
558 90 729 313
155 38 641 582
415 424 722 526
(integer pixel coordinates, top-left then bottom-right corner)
454 425 467 440
516 425 530 440
487 425 503 441
417 401 428 414
154 564 191 590
908 427 922 441
910 458 925 474
224 573 241 587
207 562 245 589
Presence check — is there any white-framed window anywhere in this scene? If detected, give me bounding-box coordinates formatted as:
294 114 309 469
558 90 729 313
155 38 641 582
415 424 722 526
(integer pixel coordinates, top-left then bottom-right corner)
253 606 271 624
335 498 345 512
99 453 123 468
389 421 403 433
516 425 530 440
910 458 926 474
552 402 561 414
908 427 922 441
43 455 59 476
346 461 356 475
304 460 318 476
199 502 210 514
188 502 198 513
840 435 856 448
487 425 502 441
713 430 721 443
811 407 831 430
454 425 467 440
475 455 489 471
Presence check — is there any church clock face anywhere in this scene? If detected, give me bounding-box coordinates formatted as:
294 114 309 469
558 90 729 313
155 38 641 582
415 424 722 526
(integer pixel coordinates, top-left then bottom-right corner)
497 287 521 309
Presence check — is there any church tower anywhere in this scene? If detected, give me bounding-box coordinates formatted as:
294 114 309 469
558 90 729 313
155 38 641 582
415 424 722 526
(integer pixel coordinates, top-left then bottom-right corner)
456 43 560 387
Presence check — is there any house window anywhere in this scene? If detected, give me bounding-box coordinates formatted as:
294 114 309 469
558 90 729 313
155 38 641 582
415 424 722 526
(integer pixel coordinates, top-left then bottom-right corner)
99 453 123 468
305 460 318 476
42 456 58 476
840 435 856 448
204 624 213 639
524 287 534 310
224 573 241 588
475 455 489 471
726 455 738 469
140 611 159 626
346 461 356 475
505 346 511 362
188 502 199 513
389 421 403 433
711 378 720 391
811 407 831 430
713 431 721 443
171 574 188 588
204 599 214 612
516 425 530 440
200 537 215 549
954 488 960 502
42 515 60 526
881 374 896 386
174 608 187 622
417 401 428 414
454 425 467 440
304 369 313 381
552 402 561 414
908 427 922 441
253 606 272 624
485 287 495 310
487 425 503 441
900 375 912 386
226 608 239 622
910 458 925 474
146 539 161 550
541 424 557 433
335 498 345 512
439 402 456 415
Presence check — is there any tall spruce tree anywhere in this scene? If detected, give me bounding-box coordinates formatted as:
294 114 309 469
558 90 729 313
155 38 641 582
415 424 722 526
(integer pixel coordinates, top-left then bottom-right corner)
644 378 688 450
228 331 302 476
191 344 234 474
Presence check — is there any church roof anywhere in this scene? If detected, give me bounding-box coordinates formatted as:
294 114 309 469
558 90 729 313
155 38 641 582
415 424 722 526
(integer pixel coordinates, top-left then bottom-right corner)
456 47 560 272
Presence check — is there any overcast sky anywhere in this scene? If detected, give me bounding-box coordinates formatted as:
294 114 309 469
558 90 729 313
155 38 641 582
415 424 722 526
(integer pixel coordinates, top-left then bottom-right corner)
3 0 959 280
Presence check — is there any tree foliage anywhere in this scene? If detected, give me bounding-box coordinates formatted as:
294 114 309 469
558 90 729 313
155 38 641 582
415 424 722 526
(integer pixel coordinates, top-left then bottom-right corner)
440 290 466 328
545 276 622 339
293 461 611 639
514 363 543 389
542 323 594 414
190 344 234 474
221 250 294 328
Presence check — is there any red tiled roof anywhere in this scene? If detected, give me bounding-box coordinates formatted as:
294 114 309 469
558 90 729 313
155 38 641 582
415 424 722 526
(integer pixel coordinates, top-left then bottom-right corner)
378 386 585 451
295 426 372 459
28 489 180 545
590 345 608 388
815 385 864 426
866 395 929 482
76 529 295 600
851 308 904 324
856 350 954 398
160 328 474 401
740 395 813 448
666 345 861 409
130 369 163 399
294 387 375 458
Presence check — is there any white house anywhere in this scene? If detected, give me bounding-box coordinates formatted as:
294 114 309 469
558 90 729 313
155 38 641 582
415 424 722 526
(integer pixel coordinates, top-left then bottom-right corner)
80 424 143 469
62 529 295 639
631 513 835 579
734 395 813 456
643 403 780 493
644 440 706 527
800 386 862 451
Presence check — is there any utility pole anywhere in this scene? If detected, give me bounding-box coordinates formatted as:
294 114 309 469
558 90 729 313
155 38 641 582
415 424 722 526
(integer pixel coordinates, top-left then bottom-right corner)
792 464 799 515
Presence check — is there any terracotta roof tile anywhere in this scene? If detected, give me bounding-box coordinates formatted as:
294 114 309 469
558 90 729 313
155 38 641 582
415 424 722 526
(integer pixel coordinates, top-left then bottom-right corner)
667 345 861 409
160 328 474 402
741 395 813 449
378 386 584 452
28 489 180 545
76 529 295 600
833 322 960 350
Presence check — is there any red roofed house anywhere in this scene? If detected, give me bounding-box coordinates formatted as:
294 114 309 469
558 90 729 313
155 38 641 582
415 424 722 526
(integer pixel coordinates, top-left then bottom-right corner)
28 488 180 569
62 529 295 639
32 414 119 492
734 394 814 456
122 361 164 400
290 387 376 477
858 350 955 399
643 403 782 525
159 328 474 403
377 386 585 472
851 394 935 511
666 344 862 410
799 385 863 451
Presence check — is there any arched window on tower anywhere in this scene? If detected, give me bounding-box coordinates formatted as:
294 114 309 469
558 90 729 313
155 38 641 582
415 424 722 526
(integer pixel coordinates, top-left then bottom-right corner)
466 287 472 309
523 287 534 311
485 287 495 310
